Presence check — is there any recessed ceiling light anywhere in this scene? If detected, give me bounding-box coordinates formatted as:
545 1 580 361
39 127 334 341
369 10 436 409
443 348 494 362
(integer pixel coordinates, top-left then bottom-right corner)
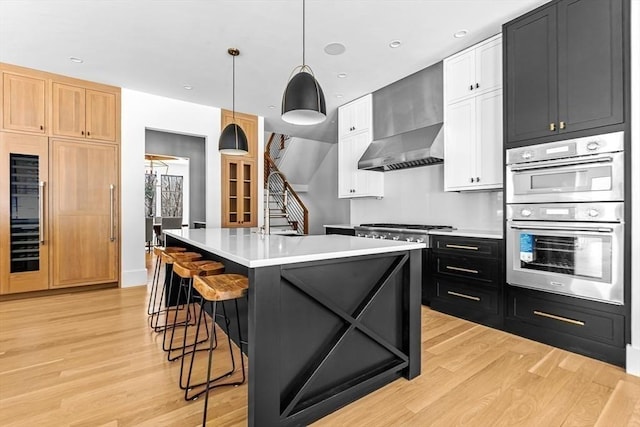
454 30 469 38
183 85 193 90
336 94 344 98
69 57 83 63
337 73 347 78
389 40 402 48
268 105 276 109
324 42 346 55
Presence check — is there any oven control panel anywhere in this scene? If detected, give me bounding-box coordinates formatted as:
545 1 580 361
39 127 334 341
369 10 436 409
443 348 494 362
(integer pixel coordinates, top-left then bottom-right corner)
507 202 623 222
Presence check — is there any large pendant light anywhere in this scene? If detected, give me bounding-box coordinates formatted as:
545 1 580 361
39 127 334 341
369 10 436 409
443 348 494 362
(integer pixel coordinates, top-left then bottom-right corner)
219 48 249 155
281 0 326 125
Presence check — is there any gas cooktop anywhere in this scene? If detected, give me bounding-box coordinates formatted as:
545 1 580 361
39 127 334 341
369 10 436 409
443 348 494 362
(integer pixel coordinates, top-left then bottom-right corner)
358 223 454 231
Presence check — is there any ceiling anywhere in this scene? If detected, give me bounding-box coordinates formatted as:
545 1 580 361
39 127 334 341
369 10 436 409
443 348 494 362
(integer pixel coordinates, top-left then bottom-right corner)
0 0 548 143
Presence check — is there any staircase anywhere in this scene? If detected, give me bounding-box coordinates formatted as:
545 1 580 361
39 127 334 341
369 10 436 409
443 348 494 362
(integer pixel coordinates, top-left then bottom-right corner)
264 133 308 235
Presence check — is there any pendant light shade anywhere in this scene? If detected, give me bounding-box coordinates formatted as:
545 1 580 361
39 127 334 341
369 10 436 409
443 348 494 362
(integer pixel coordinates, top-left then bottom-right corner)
219 48 249 155
281 0 326 125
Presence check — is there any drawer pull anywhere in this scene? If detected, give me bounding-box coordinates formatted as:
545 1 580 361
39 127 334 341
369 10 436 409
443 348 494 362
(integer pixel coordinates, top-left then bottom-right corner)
445 244 478 251
447 291 480 301
533 310 585 326
446 265 479 274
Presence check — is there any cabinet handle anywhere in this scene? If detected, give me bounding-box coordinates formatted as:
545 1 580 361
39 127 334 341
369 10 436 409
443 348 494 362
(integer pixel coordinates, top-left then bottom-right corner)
549 122 556 131
446 265 479 274
559 121 566 130
87 131 91 136
445 244 479 251
81 130 85 135
469 84 473 90
475 83 479 89
40 125 44 130
470 177 474 183
533 310 584 326
476 176 480 182
109 184 115 242
447 291 480 301
39 181 46 244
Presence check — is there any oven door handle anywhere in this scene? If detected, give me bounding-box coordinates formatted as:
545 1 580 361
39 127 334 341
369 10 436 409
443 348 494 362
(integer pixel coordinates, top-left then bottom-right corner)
509 155 613 172
509 224 614 233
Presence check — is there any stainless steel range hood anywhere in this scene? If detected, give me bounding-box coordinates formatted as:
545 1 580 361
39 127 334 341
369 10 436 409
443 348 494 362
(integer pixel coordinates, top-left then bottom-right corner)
358 122 443 171
358 61 444 172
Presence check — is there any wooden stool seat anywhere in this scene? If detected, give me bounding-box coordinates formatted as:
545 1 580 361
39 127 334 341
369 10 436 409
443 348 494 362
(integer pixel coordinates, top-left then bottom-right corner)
162 251 202 264
173 261 225 279
193 274 248 302
154 246 187 257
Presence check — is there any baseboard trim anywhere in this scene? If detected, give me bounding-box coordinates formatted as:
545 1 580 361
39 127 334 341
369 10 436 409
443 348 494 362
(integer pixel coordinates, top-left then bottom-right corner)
122 269 147 288
627 345 640 377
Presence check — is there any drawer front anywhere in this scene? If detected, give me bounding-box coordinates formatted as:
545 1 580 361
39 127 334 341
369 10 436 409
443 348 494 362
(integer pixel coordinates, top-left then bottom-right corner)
506 288 624 347
433 278 499 315
433 254 499 285
432 235 501 258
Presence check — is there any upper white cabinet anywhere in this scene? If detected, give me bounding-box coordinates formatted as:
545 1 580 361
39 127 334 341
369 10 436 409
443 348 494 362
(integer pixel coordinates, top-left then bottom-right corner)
444 34 503 192
338 94 372 138
444 34 502 105
338 94 384 198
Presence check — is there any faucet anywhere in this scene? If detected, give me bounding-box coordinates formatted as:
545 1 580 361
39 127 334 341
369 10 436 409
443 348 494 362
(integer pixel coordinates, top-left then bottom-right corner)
264 171 287 235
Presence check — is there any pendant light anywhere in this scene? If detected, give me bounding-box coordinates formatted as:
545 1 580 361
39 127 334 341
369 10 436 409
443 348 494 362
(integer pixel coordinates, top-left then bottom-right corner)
219 48 249 155
281 0 326 125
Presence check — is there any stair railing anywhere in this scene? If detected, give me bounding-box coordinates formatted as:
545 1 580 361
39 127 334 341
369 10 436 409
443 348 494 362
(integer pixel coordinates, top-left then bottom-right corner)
264 133 309 234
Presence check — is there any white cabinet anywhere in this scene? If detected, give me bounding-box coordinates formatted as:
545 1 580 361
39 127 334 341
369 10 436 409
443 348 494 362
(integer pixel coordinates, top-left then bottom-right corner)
337 94 384 198
444 34 503 192
444 34 502 105
338 94 372 138
444 91 503 191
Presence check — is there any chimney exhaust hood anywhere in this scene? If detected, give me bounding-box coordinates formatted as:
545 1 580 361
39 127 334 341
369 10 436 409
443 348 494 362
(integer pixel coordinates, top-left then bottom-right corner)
358 122 443 171
358 61 444 172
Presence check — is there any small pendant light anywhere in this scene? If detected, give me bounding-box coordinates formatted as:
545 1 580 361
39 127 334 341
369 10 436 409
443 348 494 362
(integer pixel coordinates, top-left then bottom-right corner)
219 48 249 155
281 0 326 125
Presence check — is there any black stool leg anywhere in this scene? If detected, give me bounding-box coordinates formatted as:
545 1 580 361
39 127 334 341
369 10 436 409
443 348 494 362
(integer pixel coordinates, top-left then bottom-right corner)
202 300 217 426
146 252 162 316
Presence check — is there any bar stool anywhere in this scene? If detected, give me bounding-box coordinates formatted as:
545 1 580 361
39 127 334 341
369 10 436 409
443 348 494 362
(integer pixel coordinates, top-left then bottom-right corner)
151 251 203 332
163 260 225 360
186 274 248 426
147 246 187 318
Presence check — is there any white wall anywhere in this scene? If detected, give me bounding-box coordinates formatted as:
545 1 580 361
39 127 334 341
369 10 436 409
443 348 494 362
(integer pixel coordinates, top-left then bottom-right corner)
279 137 333 186
627 0 640 376
298 144 351 235
120 89 265 288
350 164 502 231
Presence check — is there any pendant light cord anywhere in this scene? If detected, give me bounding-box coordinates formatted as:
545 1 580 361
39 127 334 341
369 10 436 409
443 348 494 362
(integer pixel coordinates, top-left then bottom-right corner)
302 0 305 66
232 53 236 120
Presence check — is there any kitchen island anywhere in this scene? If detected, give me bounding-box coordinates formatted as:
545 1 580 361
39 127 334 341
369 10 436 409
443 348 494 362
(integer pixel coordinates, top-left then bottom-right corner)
165 228 424 427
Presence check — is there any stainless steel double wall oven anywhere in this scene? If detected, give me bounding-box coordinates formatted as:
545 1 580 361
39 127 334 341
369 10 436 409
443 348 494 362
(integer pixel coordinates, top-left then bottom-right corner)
505 131 625 304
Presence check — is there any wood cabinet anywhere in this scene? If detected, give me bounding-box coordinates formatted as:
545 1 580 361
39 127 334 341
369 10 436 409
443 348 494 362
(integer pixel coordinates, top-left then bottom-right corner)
428 235 503 328
504 0 625 146
49 139 119 287
0 132 50 294
0 63 121 296
52 82 117 142
220 110 258 228
1 71 47 134
444 34 502 105
444 35 503 191
505 285 626 367
337 94 383 199
221 157 257 228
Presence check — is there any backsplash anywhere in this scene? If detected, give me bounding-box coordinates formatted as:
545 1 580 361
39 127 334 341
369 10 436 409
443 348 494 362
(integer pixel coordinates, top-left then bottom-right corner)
350 164 503 230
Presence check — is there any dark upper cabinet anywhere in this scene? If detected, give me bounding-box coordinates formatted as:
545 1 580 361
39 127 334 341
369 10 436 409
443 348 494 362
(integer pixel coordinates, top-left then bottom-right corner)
505 0 625 147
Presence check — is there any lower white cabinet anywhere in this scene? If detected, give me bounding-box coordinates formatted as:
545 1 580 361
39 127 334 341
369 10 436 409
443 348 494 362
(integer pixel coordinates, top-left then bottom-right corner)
338 131 383 198
444 89 503 191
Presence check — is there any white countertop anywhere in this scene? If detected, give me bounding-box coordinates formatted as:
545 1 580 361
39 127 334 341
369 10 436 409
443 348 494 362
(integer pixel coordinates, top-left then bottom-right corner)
428 229 503 239
322 224 358 229
165 228 425 268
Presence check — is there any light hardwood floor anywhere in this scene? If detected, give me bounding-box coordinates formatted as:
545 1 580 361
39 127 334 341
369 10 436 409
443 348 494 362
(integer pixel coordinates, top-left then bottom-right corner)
1 258 639 426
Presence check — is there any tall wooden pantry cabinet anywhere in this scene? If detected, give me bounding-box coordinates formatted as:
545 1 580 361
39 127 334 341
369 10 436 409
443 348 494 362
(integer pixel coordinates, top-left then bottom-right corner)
0 63 121 295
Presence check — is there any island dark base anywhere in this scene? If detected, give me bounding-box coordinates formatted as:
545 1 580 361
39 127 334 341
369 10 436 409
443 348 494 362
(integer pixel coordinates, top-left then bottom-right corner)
249 250 421 426
165 234 421 426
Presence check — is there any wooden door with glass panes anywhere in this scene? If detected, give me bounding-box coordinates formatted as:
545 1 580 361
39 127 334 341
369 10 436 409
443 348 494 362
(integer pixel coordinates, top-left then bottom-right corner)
0 132 49 294
50 138 118 287
221 156 257 227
